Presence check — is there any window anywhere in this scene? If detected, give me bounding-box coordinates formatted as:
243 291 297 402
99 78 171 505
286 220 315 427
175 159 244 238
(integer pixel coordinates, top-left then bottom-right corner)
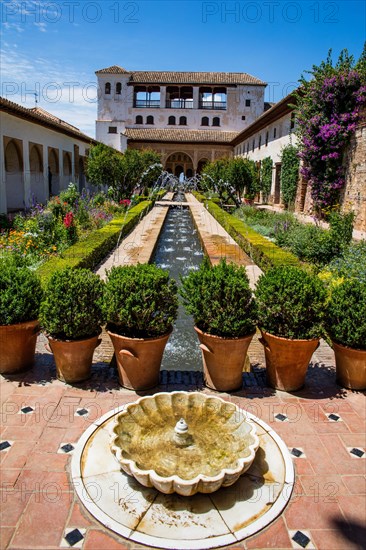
274 127 277 139
212 117 220 127
201 116 209 126
258 135 262 150
168 116 176 125
241 115 246 120
290 112 295 130
105 82 111 95
135 115 143 124
146 115 154 124
179 116 187 125
133 86 160 108
116 82 122 95
108 126 117 134
265 131 269 146
199 87 227 110
245 99 251 107
166 86 193 109
252 139 255 152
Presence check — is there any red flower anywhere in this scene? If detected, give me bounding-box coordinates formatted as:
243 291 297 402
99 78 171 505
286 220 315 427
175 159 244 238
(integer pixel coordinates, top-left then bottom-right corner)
63 212 74 228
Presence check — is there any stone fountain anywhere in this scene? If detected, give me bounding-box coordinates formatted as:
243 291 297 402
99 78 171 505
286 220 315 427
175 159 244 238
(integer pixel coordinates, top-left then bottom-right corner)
110 392 259 496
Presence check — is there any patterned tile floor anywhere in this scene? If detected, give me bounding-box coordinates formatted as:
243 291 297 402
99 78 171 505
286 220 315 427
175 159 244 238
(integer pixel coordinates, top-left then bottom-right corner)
1 332 365 550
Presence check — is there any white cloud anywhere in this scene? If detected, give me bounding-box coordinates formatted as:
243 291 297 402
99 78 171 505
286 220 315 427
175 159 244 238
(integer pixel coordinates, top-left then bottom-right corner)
1 46 97 137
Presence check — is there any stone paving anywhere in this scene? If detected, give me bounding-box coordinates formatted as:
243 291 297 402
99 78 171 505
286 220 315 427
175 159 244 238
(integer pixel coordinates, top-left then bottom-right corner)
1 197 365 550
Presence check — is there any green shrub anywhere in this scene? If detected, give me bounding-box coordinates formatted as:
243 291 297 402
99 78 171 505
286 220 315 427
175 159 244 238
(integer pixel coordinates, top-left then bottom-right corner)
180 258 257 337
36 201 152 284
103 264 178 338
326 240 366 284
255 266 326 339
40 268 104 340
0 260 43 325
59 183 80 207
326 279 366 350
193 193 302 272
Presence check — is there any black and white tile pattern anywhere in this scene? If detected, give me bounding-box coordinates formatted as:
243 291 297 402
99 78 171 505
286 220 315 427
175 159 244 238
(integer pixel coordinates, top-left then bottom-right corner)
348 447 365 458
20 406 34 415
58 443 75 454
326 413 342 422
289 529 315 549
290 447 306 458
61 528 86 548
0 440 12 452
275 413 289 422
75 408 89 417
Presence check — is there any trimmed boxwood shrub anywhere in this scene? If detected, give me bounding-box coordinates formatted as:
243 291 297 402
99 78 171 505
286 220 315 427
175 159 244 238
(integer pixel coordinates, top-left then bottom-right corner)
180 258 257 337
103 264 178 338
40 268 105 340
36 201 152 284
326 279 366 350
255 266 326 339
193 192 302 272
0 260 43 325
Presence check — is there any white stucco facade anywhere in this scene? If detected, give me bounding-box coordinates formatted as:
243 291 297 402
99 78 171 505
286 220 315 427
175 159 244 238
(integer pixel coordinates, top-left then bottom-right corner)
95 67 266 152
0 100 96 213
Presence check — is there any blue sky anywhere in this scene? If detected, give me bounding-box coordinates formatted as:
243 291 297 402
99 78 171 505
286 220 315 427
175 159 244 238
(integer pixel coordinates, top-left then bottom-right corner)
1 0 365 136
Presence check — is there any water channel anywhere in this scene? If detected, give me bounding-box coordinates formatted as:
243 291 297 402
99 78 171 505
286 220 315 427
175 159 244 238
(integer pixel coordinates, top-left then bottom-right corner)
152 193 203 371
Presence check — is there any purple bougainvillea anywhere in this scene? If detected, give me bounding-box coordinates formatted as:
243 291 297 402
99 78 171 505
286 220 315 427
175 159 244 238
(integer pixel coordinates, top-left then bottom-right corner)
295 48 366 210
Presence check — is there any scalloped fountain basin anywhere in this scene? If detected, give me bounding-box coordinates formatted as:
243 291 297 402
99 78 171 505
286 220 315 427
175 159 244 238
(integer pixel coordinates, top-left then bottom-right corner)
110 391 259 496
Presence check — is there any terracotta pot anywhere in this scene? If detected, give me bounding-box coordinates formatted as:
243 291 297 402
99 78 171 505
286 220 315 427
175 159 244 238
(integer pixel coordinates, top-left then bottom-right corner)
0 320 40 374
107 328 172 390
194 327 255 392
332 340 366 391
259 330 319 391
46 334 102 383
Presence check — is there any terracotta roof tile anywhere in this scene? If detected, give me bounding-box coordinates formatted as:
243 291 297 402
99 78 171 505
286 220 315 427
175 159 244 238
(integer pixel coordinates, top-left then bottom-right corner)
123 128 238 143
0 97 96 144
95 65 129 74
95 66 266 86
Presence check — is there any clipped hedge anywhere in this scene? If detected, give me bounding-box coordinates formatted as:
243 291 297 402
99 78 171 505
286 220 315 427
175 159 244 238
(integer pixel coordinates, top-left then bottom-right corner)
193 192 302 272
36 201 152 284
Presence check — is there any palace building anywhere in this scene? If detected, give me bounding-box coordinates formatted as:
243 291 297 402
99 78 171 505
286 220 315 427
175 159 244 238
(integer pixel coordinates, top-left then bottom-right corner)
95 65 267 176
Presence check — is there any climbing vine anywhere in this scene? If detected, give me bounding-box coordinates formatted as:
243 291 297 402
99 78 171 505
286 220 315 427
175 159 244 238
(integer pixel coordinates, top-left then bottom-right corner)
280 145 300 207
260 157 272 202
294 46 366 210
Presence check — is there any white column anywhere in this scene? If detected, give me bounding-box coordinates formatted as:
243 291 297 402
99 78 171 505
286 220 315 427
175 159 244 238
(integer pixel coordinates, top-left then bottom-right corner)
160 87 166 109
43 144 49 200
59 148 64 190
0 135 7 213
193 87 199 110
23 140 31 207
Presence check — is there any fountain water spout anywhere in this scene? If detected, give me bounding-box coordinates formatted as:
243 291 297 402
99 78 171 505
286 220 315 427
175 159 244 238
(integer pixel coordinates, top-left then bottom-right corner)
173 418 193 447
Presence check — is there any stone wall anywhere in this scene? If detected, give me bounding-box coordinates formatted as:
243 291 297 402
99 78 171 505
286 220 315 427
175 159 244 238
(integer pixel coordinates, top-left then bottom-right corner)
341 122 366 231
295 118 366 231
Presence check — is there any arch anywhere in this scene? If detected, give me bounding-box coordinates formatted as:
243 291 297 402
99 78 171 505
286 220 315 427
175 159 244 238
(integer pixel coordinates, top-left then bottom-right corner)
168 116 176 125
146 115 154 125
5 139 24 210
201 116 209 126
105 82 111 95
197 158 209 174
186 168 193 178
212 117 220 127
48 147 59 195
135 115 143 124
116 82 122 95
179 116 187 126
29 143 45 203
165 152 194 178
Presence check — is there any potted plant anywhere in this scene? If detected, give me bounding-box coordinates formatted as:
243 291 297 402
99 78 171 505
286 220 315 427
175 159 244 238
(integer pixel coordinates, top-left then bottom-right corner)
0 259 43 374
326 279 366 390
103 264 178 390
40 267 104 383
255 266 326 391
180 258 257 391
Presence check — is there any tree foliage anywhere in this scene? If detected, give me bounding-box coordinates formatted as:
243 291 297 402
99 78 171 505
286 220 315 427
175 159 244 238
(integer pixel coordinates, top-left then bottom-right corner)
260 157 273 202
280 145 300 207
86 143 123 189
294 46 366 210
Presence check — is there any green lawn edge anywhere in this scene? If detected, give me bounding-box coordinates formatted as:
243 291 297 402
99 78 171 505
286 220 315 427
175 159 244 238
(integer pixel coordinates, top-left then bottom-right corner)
193 192 303 272
36 200 153 284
